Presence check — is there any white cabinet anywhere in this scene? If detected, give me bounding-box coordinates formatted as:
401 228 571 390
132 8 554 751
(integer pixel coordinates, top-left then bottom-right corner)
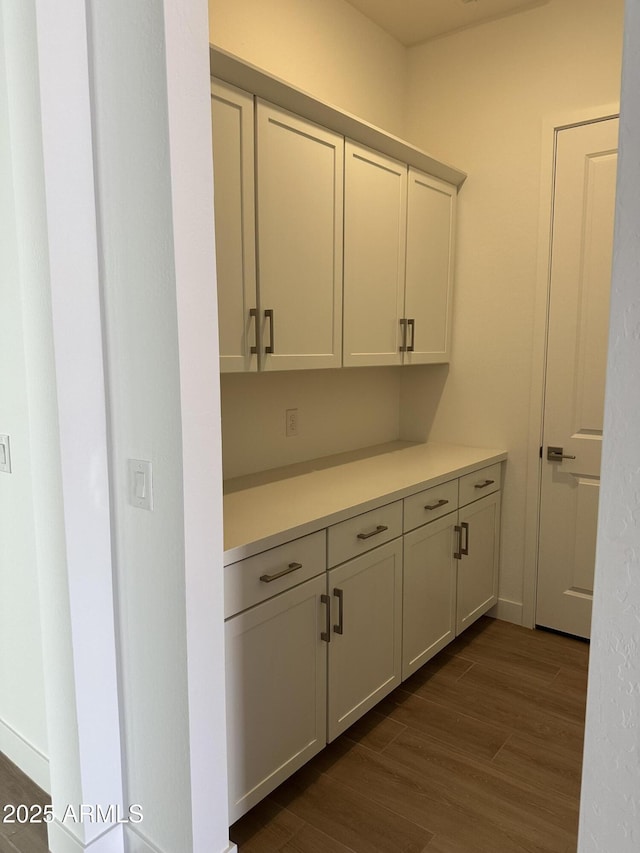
404 169 456 364
403 512 458 680
343 142 457 367
327 538 403 741
456 490 501 634
225 533 328 822
255 101 343 371
343 141 407 366
210 79 257 373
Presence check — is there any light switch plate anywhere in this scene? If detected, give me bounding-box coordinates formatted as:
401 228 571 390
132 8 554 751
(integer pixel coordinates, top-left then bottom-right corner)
0 435 11 473
128 459 153 510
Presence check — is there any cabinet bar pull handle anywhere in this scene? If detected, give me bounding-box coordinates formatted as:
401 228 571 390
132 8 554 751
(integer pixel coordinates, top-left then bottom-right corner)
357 524 388 540
461 522 470 556
454 524 463 560
249 307 259 355
265 308 275 354
333 588 344 635
399 318 407 353
321 594 331 643
259 561 302 583
425 499 449 511
474 479 495 489
407 318 415 352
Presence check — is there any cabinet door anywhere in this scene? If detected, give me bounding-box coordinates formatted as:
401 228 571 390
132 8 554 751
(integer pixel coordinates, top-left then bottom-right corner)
327 539 402 741
402 512 457 680
256 101 343 371
404 169 456 364
225 574 327 822
343 141 407 367
211 79 257 372
456 492 501 635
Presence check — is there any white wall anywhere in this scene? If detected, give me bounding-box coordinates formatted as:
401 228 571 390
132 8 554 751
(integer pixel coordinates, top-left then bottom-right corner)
222 368 401 479
403 0 624 617
87 1 230 851
0 4 48 789
211 0 411 479
87 2 193 850
209 0 407 136
579 1 640 847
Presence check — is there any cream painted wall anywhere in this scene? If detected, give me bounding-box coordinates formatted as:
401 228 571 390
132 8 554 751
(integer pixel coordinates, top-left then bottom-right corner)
402 0 624 614
222 368 401 479
209 0 407 136
211 0 409 480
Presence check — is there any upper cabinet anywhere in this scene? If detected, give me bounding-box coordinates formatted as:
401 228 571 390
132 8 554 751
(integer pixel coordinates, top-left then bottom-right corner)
404 169 456 364
211 79 257 373
255 102 343 371
343 143 457 368
343 142 407 367
210 51 465 374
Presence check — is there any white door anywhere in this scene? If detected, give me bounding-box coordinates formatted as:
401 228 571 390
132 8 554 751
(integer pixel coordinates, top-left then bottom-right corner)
343 141 407 367
211 79 258 372
404 168 456 365
327 539 402 742
536 118 619 639
402 512 457 679
255 101 343 371
225 574 327 822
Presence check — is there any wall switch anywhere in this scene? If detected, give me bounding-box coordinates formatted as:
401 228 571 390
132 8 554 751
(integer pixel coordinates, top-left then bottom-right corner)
0 435 11 473
285 408 299 437
128 459 153 510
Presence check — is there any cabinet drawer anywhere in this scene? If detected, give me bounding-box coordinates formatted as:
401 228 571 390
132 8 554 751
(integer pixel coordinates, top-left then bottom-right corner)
403 479 458 532
327 501 402 568
459 463 502 507
224 531 326 618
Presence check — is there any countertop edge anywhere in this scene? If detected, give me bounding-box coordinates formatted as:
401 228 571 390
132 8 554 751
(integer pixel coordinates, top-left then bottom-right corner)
223 444 507 565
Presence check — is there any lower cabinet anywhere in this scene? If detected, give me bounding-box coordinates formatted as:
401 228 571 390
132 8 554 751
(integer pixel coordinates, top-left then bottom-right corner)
327 539 403 741
456 491 501 634
402 512 458 680
225 462 503 823
225 573 327 822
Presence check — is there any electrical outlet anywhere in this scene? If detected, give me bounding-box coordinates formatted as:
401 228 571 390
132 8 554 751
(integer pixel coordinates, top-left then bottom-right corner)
286 408 299 437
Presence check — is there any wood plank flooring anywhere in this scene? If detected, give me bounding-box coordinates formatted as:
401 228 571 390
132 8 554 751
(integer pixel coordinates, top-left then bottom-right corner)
230 616 588 853
0 753 49 853
0 617 588 853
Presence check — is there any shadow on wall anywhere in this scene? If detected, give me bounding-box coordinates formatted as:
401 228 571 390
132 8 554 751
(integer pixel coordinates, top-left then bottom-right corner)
399 363 449 443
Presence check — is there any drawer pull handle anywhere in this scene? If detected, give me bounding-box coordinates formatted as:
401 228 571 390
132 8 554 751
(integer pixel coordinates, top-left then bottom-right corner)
425 499 449 511
333 588 344 635
357 524 388 541
321 594 331 643
259 561 302 583
474 479 495 489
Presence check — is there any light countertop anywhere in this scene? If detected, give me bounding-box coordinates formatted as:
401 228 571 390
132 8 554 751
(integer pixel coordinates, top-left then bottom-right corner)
223 441 507 565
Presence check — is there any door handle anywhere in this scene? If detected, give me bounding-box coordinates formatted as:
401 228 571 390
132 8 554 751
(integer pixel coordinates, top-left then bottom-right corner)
461 522 469 556
547 446 576 462
264 309 275 354
454 524 463 560
321 594 331 643
399 318 407 353
407 318 415 352
333 588 344 635
249 307 259 354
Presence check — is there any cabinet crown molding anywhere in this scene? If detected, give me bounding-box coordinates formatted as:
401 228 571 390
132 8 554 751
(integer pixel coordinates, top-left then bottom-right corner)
210 44 467 188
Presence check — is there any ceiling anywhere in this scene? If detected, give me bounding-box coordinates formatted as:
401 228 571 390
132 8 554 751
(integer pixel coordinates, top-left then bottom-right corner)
342 0 549 47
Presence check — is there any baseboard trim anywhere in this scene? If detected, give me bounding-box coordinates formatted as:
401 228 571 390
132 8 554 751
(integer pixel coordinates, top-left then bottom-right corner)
47 820 124 853
0 717 50 793
488 598 524 625
125 825 237 853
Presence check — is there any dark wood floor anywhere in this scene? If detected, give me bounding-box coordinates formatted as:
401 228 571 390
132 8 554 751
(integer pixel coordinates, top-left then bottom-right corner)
230 616 589 853
0 753 49 853
1 617 588 853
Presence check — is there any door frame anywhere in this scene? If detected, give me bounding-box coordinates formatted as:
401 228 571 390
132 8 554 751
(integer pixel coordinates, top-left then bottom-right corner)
522 103 620 630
